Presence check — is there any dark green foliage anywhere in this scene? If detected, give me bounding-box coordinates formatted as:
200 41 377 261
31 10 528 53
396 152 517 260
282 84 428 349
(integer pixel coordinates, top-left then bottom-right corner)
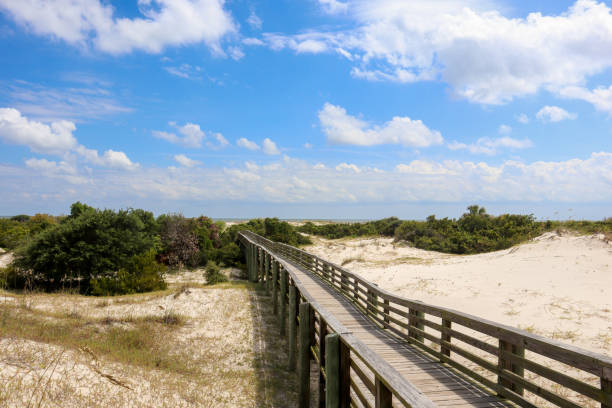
10 214 30 222
394 207 541 254
204 261 228 285
225 218 311 246
0 265 29 290
299 208 543 255
0 213 58 249
298 217 401 239
13 206 160 291
542 218 612 235
90 250 167 296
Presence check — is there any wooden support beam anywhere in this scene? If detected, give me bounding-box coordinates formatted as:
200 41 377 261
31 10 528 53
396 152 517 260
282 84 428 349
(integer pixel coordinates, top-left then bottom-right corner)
264 252 270 294
602 373 612 408
339 339 350 408
252 245 257 282
441 318 451 359
279 269 287 336
325 333 340 408
299 302 311 408
272 261 279 314
498 340 525 396
319 320 328 408
288 284 297 370
367 288 375 316
309 306 316 357
383 299 390 325
408 309 424 342
375 377 392 408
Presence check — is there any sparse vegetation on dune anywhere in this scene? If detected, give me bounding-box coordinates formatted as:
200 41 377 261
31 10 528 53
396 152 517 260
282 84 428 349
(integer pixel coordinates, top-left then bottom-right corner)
0 274 298 407
300 205 611 254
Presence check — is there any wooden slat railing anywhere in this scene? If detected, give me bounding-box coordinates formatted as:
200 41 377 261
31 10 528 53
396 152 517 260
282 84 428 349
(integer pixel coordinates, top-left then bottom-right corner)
239 231 612 408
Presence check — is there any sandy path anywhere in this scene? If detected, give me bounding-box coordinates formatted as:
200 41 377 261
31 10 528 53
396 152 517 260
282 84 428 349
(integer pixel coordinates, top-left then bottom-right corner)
304 232 612 356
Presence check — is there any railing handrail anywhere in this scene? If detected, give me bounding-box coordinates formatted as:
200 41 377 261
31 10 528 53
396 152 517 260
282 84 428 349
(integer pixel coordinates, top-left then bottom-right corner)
242 231 612 373
240 230 612 408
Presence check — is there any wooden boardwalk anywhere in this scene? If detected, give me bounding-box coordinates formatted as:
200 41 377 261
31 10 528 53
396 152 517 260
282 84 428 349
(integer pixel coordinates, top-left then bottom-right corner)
240 231 612 408
283 252 512 408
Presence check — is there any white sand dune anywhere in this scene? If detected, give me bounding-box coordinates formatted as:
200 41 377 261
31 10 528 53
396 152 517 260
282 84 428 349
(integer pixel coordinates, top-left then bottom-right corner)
305 232 612 356
0 249 13 268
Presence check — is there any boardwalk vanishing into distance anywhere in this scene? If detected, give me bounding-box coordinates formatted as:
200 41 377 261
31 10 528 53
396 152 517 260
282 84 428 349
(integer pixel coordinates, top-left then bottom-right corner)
238 231 612 408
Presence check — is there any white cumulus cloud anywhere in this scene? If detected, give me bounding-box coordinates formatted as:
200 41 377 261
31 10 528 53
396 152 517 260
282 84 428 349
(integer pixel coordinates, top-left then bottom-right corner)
262 138 280 155
536 106 577 123
0 0 237 55
174 154 201 168
153 122 206 148
448 137 533 155
0 107 77 154
259 1 612 107
318 102 443 147
236 137 260 150
558 85 612 114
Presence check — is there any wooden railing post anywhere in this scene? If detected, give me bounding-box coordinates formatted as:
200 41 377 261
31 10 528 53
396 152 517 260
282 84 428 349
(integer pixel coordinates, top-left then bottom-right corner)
256 247 262 282
288 284 297 370
249 244 256 282
375 377 392 408
272 261 279 314
319 320 328 408
325 333 340 408
498 340 525 396
264 252 270 294
441 318 451 360
602 370 612 408
325 333 349 408
340 270 348 292
408 309 424 342
279 269 287 335
299 302 311 408
383 299 390 325
367 288 375 316
339 339 350 408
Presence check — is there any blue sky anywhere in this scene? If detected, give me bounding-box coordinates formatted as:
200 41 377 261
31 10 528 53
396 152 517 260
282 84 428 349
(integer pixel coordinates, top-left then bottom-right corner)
0 0 611 219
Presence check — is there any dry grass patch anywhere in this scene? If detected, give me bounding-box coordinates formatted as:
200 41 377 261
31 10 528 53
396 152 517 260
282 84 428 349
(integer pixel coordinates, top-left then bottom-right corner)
0 272 298 407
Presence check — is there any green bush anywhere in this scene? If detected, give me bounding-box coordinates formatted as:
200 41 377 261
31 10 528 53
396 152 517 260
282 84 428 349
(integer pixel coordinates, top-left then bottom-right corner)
13 202 160 292
204 261 228 285
298 207 543 255
90 250 167 296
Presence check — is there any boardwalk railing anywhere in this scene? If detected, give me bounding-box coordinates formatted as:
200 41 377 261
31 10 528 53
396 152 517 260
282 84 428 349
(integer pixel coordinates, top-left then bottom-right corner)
239 231 612 408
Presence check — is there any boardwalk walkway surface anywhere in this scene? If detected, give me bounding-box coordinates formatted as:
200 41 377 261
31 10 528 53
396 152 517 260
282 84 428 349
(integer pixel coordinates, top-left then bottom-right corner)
239 231 612 408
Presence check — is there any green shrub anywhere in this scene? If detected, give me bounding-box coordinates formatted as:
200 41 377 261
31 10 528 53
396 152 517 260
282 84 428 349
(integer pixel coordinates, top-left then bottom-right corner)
13 202 160 292
204 261 228 285
90 250 167 296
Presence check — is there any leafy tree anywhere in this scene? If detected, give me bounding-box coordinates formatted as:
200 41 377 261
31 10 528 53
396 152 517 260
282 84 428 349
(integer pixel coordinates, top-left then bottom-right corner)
13 205 160 291
158 214 199 268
